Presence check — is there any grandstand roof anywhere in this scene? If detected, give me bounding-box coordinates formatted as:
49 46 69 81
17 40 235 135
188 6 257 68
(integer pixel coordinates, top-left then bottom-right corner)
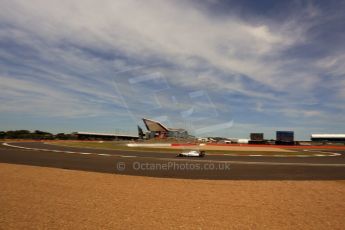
311 134 345 138
142 118 186 132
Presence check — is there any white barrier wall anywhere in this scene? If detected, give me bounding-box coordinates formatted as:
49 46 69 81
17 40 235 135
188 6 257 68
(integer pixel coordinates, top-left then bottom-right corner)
126 143 172 147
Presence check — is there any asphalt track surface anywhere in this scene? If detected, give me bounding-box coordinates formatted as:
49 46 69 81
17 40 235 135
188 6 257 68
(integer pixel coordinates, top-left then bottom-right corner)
1 142 345 180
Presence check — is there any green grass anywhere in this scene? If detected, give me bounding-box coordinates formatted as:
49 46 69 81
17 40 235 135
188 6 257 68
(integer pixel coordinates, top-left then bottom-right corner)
50 141 181 153
48 141 328 156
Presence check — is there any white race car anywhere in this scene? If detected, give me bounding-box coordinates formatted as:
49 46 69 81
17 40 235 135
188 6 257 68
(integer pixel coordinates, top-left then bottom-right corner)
177 150 206 157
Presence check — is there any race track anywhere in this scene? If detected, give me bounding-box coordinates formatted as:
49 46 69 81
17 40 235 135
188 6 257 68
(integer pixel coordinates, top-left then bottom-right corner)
1 142 345 180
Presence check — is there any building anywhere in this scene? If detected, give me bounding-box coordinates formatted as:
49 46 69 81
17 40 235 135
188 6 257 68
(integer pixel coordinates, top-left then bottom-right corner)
249 133 266 144
250 133 264 141
311 134 345 143
275 131 294 145
197 137 217 143
229 138 249 144
73 132 138 141
141 118 189 139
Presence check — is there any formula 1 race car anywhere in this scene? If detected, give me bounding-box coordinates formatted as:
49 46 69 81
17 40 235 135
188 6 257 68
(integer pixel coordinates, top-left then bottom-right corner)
176 150 206 157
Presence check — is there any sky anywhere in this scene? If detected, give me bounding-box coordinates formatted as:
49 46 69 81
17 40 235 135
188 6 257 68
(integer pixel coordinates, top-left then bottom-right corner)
1 0 345 140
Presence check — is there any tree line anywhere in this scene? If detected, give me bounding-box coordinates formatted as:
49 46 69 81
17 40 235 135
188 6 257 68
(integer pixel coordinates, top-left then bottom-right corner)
0 130 77 140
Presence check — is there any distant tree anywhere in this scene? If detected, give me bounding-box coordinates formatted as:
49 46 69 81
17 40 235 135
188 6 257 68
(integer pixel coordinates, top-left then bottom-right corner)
55 133 77 140
32 130 54 140
56 133 68 140
1 130 81 140
34 130 52 135
6 130 31 139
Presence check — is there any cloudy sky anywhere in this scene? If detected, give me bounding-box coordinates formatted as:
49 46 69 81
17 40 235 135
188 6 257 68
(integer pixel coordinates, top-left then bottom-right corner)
1 0 345 139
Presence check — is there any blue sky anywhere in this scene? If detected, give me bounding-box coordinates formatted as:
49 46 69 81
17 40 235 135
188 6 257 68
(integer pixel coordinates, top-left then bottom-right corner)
1 0 345 140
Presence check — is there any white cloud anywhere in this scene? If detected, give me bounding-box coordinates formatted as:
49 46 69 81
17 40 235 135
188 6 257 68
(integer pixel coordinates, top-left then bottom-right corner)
316 54 345 77
0 75 125 117
0 0 306 92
